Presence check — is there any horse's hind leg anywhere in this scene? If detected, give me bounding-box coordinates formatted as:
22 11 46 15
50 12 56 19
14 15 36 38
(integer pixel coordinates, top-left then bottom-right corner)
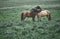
21 13 23 21
48 14 51 21
46 14 51 21
46 15 49 20
23 16 26 21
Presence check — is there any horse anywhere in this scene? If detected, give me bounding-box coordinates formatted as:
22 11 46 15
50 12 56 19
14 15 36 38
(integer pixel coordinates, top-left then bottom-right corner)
21 6 42 21
37 10 51 21
21 10 35 21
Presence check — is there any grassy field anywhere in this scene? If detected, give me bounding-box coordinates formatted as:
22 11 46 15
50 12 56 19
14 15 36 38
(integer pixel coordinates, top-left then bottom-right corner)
0 0 60 39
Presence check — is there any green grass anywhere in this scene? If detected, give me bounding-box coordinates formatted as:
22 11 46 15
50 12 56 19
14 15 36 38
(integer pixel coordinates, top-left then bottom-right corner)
0 0 60 39
0 7 60 39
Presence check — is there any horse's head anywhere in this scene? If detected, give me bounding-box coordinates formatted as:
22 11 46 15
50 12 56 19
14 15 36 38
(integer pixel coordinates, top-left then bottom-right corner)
30 6 42 15
35 6 42 13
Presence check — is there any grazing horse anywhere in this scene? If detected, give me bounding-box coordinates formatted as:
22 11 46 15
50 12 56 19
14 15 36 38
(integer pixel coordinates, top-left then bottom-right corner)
37 10 51 21
21 6 42 21
21 10 35 21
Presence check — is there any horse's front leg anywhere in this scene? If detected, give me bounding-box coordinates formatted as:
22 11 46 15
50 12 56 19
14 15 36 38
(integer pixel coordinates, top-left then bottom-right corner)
37 15 41 21
37 15 40 21
32 16 35 22
39 16 41 21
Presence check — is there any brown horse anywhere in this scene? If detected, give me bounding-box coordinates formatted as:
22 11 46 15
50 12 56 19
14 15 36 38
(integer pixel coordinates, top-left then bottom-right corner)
21 6 42 21
37 10 51 21
21 10 36 21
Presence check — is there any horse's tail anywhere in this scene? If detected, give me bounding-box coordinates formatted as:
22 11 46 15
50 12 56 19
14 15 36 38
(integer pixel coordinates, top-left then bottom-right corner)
46 10 51 21
48 14 51 21
21 13 23 21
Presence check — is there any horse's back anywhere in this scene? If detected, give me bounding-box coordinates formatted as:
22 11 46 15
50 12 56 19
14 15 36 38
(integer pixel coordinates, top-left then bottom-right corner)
22 10 30 13
38 10 50 16
22 10 31 17
44 10 50 13
38 10 47 15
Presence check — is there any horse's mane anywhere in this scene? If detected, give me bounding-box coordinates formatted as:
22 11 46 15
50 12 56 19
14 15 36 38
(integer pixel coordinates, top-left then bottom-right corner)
30 6 42 13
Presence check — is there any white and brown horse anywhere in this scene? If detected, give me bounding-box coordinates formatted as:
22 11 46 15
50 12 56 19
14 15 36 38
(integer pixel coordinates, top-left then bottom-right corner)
37 10 51 21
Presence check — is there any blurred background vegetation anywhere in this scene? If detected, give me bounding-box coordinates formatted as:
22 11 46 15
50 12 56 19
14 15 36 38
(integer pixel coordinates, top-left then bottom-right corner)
0 0 60 39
